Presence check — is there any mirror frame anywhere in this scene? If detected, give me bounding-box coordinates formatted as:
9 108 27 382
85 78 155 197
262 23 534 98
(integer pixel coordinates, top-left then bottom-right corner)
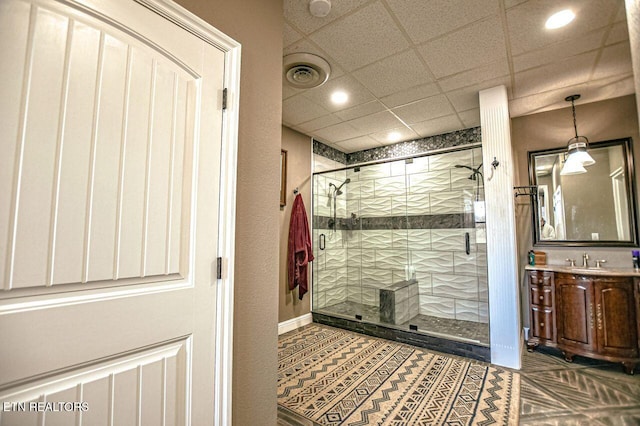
528 137 639 247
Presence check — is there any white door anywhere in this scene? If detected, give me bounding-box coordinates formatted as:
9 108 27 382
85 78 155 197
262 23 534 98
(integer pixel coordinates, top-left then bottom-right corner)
0 0 238 424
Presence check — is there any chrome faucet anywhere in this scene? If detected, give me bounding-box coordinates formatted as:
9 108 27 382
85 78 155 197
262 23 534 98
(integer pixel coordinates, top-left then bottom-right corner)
582 252 589 268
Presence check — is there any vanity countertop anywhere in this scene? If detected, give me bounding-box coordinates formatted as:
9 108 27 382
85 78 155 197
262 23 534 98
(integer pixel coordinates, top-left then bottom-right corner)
525 264 640 277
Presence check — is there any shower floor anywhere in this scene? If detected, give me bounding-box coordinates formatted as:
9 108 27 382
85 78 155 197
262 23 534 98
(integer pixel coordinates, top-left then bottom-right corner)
318 301 489 346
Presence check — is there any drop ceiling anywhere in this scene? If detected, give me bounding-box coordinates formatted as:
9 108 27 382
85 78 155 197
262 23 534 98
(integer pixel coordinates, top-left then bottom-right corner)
282 0 634 153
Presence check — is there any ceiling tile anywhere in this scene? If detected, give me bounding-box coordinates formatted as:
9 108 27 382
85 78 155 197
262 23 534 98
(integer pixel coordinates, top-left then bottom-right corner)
417 16 507 78
284 22 304 47
513 51 598 98
410 115 464 138
283 0 370 36
282 0 631 150
282 83 303 100
379 82 441 108
282 95 330 125
458 109 481 128
313 121 365 143
606 21 630 45
335 136 382 153
504 0 528 8
512 30 604 73
386 0 499 44
438 60 510 92
509 81 592 117
369 126 420 144
507 0 620 55
445 76 512 112
446 87 479 112
302 75 375 112
592 41 633 80
509 73 634 118
585 73 635 100
615 2 627 21
308 2 410 71
283 38 325 58
348 110 407 133
392 95 454 124
352 50 433 97
334 101 387 121
297 114 343 133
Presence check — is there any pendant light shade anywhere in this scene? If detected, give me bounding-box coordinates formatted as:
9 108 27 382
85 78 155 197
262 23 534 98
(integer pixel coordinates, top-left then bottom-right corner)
564 94 595 167
567 141 595 166
560 154 587 175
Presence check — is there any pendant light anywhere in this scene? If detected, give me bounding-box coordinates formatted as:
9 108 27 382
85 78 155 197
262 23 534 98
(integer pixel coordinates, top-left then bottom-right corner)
560 154 587 175
564 94 595 167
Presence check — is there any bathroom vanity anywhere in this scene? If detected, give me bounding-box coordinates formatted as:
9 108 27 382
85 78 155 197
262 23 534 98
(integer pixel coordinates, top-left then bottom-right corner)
526 265 640 374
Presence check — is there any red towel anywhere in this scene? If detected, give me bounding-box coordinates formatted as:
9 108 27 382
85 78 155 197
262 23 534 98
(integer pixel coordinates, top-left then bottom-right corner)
288 194 314 299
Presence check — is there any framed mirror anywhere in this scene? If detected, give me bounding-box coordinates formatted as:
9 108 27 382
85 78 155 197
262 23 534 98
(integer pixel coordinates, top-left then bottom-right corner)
528 137 638 247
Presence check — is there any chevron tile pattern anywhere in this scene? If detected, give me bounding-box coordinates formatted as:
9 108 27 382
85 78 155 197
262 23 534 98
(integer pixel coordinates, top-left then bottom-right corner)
519 346 640 425
279 326 640 425
278 324 519 425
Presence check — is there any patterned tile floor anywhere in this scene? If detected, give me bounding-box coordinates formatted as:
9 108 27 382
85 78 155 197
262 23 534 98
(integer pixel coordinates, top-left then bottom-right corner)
278 326 640 425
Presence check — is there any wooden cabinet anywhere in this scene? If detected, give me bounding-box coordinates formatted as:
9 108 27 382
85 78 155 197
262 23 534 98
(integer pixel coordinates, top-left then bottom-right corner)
594 279 637 358
527 269 639 374
527 270 555 346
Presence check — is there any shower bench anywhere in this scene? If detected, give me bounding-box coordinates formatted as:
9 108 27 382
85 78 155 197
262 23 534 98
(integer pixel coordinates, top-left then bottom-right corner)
379 279 419 325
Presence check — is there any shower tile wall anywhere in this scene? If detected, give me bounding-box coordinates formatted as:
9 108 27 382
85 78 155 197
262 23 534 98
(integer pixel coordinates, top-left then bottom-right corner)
314 146 488 324
312 167 349 310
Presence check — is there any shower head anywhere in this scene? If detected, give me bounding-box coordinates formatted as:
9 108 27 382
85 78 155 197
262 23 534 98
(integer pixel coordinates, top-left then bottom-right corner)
332 178 351 196
454 163 483 180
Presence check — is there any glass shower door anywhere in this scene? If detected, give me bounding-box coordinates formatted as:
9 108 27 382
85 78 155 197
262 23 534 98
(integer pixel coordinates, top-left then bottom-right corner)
312 169 351 317
405 147 490 345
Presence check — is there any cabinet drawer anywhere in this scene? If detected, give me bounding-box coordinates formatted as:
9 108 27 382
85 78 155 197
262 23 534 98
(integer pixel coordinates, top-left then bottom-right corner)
529 271 552 286
531 306 554 341
531 285 553 307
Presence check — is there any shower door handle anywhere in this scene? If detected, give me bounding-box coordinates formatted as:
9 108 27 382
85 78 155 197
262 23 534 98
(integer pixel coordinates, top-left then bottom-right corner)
465 232 470 255
319 233 326 250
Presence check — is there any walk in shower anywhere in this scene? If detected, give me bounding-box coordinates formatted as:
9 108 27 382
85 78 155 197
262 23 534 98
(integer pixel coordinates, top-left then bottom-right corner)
312 146 490 351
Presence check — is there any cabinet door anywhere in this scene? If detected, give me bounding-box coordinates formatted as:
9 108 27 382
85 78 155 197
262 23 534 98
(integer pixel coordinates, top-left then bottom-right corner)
595 279 638 357
556 276 596 351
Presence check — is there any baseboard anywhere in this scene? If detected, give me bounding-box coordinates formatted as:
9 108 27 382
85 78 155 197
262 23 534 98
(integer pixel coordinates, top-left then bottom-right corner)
278 313 313 335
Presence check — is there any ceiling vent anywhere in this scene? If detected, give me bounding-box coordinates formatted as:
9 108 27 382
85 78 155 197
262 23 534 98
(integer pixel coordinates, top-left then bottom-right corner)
283 53 331 89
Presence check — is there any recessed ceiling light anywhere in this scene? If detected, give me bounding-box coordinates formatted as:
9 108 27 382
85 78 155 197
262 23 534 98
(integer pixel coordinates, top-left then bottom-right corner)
545 9 575 29
387 131 402 142
331 91 348 105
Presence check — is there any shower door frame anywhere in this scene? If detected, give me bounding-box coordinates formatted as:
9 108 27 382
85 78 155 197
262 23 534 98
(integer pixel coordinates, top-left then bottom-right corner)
311 143 490 349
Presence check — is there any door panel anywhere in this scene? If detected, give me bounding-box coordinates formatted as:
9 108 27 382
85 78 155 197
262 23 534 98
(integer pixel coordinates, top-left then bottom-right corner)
0 0 230 423
1 1 197 291
1 338 187 426
556 278 595 350
596 280 638 357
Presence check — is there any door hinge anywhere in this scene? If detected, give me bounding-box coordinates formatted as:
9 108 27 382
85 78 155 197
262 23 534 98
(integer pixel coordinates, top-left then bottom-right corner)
222 88 228 110
216 257 223 279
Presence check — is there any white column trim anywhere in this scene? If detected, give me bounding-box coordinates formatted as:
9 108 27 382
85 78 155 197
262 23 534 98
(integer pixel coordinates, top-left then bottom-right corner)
480 85 522 370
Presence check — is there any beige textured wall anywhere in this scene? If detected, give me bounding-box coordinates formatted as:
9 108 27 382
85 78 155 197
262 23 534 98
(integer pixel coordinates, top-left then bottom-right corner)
279 126 313 323
174 0 283 424
511 94 639 326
